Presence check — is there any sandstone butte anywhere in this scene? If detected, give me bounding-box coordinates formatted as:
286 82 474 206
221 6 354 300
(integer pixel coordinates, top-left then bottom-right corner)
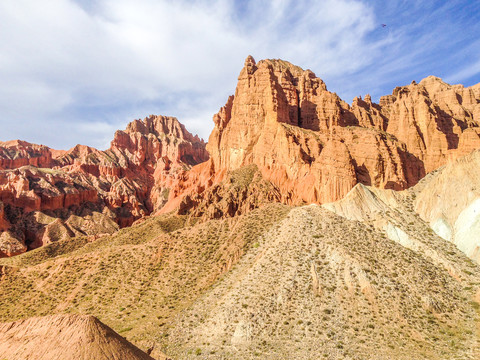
163 56 480 215
1 56 480 257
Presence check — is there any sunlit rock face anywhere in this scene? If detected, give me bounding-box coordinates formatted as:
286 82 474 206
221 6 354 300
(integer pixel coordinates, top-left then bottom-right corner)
0 115 208 256
414 149 480 263
164 56 480 215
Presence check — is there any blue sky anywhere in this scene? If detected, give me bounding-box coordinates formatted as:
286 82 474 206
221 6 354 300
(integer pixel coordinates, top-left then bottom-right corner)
1 0 479 149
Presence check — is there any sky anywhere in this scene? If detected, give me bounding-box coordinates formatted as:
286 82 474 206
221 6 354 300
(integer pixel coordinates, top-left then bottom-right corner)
1 0 479 150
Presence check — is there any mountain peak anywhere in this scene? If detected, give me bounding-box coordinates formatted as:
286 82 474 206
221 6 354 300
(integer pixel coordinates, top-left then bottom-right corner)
244 54 256 66
418 75 451 93
419 75 447 85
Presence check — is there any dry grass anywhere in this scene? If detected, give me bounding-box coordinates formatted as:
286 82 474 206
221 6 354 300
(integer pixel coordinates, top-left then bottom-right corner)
0 204 289 356
164 205 480 360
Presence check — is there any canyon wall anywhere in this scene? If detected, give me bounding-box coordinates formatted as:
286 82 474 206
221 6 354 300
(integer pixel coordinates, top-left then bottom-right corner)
164 56 480 213
0 115 208 256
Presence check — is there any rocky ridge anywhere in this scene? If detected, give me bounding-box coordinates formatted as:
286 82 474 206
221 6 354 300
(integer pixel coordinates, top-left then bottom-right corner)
0 115 208 257
2 56 480 258
165 56 480 217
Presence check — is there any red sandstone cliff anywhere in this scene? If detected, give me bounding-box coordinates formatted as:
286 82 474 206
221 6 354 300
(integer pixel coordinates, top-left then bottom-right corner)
357 76 480 173
0 115 208 256
0 140 57 170
164 56 480 215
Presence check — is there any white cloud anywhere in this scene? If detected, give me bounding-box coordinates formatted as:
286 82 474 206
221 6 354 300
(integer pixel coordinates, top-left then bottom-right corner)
0 0 478 149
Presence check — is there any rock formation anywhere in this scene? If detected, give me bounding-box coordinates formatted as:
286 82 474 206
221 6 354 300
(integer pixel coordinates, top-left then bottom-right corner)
414 149 480 262
2 56 480 359
0 115 208 256
163 56 480 213
366 76 480 172
2 56 480 255
0 140 58 170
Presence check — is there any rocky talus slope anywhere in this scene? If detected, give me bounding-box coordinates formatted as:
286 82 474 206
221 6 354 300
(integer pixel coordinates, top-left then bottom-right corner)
0 116 208 257
0 314 156 360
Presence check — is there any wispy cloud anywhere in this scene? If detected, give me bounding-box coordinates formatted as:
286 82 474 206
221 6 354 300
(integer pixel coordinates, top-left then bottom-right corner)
0 0 479 149
326 1 480 100
445 59 480 84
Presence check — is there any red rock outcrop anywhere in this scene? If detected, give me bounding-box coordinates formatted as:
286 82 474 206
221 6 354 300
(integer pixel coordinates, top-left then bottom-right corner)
0 115 208 255
0 167 98 213
0 202 10 232
0 140 56 170
164 56 480 215
0 230 27 257
176 164 283 219
359 76 480 173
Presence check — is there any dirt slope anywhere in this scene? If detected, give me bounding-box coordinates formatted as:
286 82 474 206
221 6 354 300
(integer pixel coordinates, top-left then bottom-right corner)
0 168 479 359
413 149 480 262
0 314 155 360
163 205 480 359
0 204 289 358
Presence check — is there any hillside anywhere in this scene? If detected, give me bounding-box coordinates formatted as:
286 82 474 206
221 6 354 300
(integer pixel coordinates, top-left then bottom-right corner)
0 314 155 360
0 199 290 358
1 159 479 358
413 149 480 262
165 204 479 359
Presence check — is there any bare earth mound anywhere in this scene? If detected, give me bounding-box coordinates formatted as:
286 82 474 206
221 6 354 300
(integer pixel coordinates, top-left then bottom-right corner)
0 314 155 360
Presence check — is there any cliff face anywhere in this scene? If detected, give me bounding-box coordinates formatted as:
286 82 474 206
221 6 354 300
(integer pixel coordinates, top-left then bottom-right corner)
0 115 208 256
366 76 480 173
0 140 57 170
166 56 480 213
